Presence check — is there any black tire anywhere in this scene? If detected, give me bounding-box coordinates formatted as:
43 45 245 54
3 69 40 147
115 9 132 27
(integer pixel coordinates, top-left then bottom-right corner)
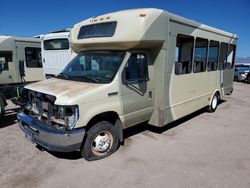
81 121 120 161
0 97 5 118
247 74 250 84
234 76 238 82
207 93 219 113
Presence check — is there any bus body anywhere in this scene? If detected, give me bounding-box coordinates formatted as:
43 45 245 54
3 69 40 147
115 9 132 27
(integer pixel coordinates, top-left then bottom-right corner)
18 9 237 160
0 36 44 116
41 30 73 78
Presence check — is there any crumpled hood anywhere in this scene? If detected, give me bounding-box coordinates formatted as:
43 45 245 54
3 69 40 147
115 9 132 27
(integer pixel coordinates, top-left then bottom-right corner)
25 78 104 105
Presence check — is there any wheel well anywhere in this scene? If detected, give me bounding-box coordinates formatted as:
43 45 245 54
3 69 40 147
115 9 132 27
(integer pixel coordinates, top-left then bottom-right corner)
214 91 221 100
86 111 119 130
85 111 123 142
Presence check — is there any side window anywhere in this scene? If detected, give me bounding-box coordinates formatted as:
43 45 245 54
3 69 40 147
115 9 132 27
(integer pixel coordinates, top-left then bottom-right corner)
25 47 42 68
207 40 219 71
193 38 208 73
219 42 228 70
91 58 100 70
227 44 236 69
0 51 12 71
124 53 148 82
175 34 194 75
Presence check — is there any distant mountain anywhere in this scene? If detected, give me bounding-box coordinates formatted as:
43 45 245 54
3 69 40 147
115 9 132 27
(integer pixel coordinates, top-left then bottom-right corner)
236 56 250 64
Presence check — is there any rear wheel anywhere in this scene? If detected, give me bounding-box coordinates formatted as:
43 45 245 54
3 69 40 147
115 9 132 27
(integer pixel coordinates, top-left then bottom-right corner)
81 121 120 161
208 93 219 113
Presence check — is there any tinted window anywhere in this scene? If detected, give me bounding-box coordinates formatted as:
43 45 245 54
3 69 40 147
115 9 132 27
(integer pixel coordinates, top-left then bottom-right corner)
0 51 12 71
25 47 42 68
175 34 194 75
44 39 69 50
227 44 236 69
219 42 228 70
208 40 219 71
193 38 208 73
125 53 148 81
78 22 117 39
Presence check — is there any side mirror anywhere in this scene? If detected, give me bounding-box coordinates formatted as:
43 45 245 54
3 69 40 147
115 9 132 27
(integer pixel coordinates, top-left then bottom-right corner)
19 60 25 77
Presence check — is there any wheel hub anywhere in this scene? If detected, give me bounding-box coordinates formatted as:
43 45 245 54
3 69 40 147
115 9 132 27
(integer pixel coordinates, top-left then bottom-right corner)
92 132 112 153
212 96 217 109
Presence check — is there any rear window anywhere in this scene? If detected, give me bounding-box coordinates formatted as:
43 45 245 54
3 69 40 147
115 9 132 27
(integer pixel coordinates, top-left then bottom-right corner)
77 21 117 39
44 38 69 50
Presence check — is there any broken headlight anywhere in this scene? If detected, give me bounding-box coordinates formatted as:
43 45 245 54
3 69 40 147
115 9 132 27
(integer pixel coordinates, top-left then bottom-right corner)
54 105 79 130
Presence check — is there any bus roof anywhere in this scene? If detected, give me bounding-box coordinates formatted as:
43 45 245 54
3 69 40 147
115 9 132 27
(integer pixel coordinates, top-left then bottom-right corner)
70 8 238 52
168 12 237 39
0 35 41 43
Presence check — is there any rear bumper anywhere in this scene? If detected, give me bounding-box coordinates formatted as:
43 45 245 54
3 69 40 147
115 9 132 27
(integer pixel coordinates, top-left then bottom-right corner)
17 112 85 152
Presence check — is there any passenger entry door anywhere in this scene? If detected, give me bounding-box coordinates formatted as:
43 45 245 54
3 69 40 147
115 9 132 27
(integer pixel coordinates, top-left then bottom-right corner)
219 43 236 96
16 41 44 82
120 52 154 127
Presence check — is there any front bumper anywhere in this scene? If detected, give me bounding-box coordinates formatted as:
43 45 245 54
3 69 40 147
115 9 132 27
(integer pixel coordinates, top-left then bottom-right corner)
17 112 85 152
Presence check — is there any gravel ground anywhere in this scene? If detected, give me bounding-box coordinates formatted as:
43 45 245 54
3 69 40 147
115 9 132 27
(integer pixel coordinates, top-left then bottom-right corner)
0 82 250 188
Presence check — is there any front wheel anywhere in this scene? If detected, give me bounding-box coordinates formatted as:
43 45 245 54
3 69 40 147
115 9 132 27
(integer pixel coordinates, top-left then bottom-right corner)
207 93 219 113
81 121 120 161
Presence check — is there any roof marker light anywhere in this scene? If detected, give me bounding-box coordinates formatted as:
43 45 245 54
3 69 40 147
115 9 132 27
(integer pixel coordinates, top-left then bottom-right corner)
140 14 146 17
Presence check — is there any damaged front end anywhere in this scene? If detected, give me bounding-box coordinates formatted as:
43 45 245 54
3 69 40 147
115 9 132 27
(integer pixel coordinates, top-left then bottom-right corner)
17 89 85 152
24 90 79 130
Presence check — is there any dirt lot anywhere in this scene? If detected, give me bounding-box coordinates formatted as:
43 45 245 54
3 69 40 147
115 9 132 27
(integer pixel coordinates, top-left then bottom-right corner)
0 82 250 188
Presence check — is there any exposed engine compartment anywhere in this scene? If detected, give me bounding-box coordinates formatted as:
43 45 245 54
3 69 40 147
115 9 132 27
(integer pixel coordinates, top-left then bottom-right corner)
23 90 78 130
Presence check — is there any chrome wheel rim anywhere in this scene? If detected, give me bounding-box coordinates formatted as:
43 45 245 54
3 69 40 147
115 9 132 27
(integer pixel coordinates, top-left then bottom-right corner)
91 131 113 156
212 95 218 109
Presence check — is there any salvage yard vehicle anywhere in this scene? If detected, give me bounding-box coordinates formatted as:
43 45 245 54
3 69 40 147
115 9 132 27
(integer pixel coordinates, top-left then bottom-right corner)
17 8 237 160
41 29 74 78
234 66 250 82
0 36 44 117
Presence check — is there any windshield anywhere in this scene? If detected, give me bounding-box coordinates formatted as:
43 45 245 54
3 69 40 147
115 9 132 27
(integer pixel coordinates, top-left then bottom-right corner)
56 51 125 83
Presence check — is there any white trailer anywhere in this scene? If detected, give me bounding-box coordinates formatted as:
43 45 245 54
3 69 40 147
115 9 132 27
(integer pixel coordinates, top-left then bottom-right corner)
41 30 72 78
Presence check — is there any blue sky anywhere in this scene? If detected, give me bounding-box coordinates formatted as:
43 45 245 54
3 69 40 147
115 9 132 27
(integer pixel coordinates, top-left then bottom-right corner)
0 0 249 57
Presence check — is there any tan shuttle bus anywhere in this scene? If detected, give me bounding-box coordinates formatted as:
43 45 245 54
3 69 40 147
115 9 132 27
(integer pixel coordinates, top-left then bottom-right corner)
0 36 43 117
17 9 237 160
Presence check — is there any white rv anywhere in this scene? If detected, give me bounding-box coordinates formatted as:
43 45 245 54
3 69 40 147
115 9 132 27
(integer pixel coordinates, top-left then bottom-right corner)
41 30 72 78
0 36 43 117
18 9 237 160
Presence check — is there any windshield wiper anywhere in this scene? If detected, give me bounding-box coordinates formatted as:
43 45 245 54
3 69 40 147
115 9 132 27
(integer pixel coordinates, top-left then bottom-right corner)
57 73 69 79
71 75 100 83
81 75 100 83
